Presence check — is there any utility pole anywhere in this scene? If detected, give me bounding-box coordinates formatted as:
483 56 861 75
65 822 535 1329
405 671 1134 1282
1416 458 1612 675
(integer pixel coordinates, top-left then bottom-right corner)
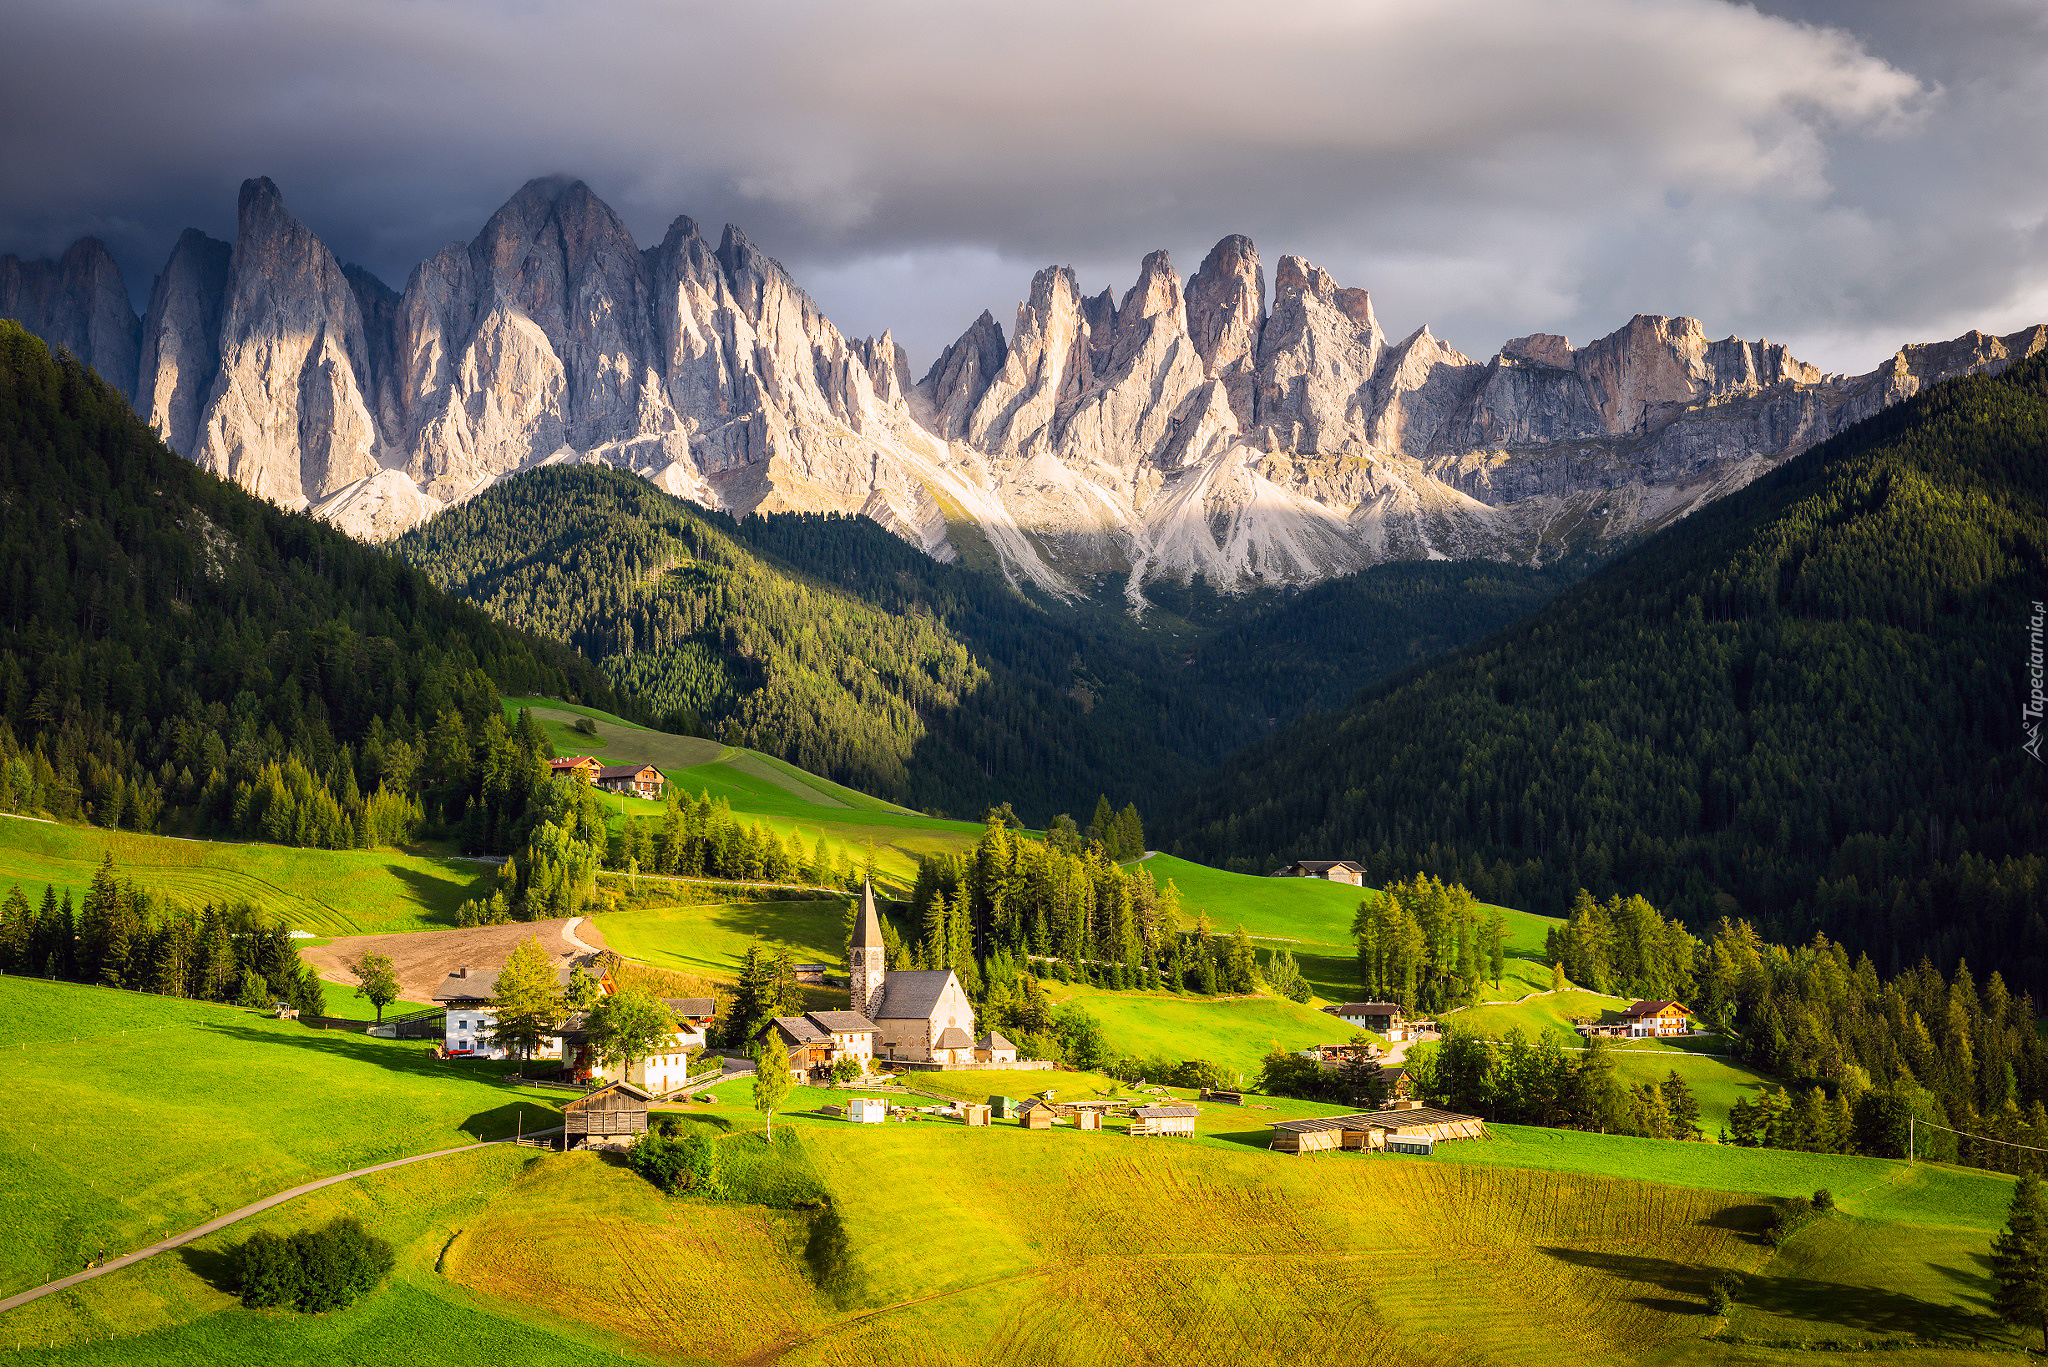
1909 1115 1915 1163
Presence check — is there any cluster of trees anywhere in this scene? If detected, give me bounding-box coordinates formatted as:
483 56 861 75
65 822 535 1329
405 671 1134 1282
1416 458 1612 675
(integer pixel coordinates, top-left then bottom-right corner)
1351 874 1508 1014
0 857 323 1015
902 816 1269 998
1545 890 1698 1001
0 325 624 856
1256 1040 1393 1107
612 789 870 889
718 942 808 1046
1415 1029 1703 1141
230 1217 394 1313
1173 354 2048 998
626 1118 721 1196
1688 920 2048 1173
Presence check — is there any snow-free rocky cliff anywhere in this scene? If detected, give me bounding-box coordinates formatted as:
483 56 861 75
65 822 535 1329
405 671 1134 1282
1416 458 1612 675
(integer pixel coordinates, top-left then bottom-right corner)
6 176 2044 604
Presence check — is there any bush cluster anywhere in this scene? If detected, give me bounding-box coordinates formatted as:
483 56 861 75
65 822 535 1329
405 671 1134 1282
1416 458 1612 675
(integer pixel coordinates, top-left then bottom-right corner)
230 1216 395 1312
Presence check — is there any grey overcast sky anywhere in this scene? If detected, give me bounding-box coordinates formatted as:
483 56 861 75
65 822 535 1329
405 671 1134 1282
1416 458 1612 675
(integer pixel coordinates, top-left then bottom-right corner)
1 0 2043 375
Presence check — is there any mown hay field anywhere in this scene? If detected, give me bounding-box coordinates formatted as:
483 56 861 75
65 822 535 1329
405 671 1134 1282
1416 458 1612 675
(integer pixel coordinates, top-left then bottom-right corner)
0 816 485 937
590 895 851 982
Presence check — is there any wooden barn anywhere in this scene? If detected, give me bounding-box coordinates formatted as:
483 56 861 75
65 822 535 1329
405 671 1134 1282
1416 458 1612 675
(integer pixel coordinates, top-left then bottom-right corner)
1075 1109 1102 1131
1129 1104 1199 1137
563 1081 653 1149
1266 1103 1485 1155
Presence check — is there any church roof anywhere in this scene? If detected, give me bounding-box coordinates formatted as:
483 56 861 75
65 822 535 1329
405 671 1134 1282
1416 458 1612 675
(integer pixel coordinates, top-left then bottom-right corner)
873 969 959 1022
977 1031 1014 1051
851 882 885 951
934 1026 974 1050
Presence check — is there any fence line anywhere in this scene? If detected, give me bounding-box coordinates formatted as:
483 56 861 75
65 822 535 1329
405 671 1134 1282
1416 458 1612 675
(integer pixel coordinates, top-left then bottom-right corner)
1911 1115 2048 1160
1 1022 190 1051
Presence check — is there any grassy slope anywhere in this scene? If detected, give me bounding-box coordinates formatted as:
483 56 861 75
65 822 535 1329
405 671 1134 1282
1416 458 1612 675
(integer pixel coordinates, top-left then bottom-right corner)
0 817 485 938
0 977 573 1300
508 698 985 889
593 897 852 981
1041 981 1345 1077
3 1029 2021 1366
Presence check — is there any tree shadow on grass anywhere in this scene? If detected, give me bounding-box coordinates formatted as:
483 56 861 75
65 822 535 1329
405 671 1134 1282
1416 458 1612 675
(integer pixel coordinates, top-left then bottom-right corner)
1541 1246 2005 1342
176 1243 238 1295
1698 1202 1777 1245
382 861 477 926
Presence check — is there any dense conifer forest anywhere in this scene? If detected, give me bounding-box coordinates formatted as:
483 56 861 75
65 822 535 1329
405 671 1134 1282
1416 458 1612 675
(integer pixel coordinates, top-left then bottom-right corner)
393 463 1557 821
0 322 622 848
1172 353 2048 995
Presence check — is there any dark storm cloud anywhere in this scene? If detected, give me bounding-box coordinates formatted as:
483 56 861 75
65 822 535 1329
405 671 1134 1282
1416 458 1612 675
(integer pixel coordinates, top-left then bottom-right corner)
0 0 2041 372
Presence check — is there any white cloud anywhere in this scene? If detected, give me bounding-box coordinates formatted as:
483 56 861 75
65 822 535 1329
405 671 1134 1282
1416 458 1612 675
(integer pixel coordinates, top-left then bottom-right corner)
0 0 2038 373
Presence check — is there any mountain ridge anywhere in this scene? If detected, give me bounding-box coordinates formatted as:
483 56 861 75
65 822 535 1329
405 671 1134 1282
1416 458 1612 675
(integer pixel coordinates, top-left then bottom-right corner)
4 176 2043 601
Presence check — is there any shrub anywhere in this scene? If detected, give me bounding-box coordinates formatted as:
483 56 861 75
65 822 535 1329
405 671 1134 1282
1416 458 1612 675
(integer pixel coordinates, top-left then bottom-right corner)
1764 1196 1818 1247
1812 1188 1835 1212
627 1125 722 1196
231 1217 393 1312
1706 1273 1738 1314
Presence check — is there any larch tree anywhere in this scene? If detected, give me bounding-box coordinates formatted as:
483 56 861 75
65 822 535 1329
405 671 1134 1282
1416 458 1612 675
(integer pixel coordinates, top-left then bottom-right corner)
590 987 677 1085
489 936 565 1068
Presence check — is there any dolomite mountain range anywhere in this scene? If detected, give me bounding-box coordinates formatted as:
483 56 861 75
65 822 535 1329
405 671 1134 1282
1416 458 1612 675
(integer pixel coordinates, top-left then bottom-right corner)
4 175 2043 603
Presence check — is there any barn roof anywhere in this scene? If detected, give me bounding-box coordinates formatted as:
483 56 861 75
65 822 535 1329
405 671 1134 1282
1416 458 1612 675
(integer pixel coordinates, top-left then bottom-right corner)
1268 1106 1479 1133
873 969 959 1021
808 1010 878 1033
1276 860 1366 874
564 1080 653 1109
772 1015 829 1045
664 997 717 1019
1133 1105 1201 1119
1327 1001 1404 1015
596 763 659 780
1623 999 1689 1018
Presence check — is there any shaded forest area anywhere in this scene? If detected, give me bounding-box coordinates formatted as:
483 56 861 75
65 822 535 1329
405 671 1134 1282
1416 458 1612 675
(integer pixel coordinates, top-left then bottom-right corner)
1173 353 2048 994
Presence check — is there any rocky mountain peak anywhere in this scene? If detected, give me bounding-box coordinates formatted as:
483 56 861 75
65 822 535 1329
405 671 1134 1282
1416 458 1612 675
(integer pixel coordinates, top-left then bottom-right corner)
1186 234 1265 427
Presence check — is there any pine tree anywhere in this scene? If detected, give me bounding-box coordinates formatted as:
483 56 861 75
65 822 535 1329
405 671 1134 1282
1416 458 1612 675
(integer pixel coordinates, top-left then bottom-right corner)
1993 1173 2048 1350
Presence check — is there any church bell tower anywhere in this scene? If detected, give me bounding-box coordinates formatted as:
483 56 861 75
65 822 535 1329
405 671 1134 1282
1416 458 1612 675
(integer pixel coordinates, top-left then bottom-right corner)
850 881 887 1018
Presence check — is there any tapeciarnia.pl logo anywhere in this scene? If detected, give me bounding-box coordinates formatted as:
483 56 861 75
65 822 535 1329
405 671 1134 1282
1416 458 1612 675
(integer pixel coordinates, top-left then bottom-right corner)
2028 600 2046 763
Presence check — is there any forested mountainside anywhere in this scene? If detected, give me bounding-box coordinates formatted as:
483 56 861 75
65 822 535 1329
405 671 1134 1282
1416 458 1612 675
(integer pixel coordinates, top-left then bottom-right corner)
1172 352 2048 994
393 464 1557 821
0 321 619 847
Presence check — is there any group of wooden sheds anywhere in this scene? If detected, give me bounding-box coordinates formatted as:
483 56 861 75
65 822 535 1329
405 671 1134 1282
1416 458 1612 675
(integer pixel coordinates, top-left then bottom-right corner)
1266 1104 1485 1155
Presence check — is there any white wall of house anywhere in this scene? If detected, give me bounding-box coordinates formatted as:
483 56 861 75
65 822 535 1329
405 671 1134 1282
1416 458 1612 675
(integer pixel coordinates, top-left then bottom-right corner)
444 1007 562 1061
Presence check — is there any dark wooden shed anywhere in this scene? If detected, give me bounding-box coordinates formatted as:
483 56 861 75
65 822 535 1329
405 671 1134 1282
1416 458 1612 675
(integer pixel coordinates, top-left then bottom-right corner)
563 1081 653 1148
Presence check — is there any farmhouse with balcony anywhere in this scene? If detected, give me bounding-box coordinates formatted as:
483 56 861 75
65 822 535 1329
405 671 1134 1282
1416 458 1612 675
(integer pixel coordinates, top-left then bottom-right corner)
1621 1000 1693 1037
1270 859 1367 886
548 755 601 782
1323 1002 1432 1040
434 960 598 1061
595 763 667 800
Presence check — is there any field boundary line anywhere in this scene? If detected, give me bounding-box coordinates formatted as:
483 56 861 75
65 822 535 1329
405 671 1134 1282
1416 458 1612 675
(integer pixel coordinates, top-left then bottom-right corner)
0 1127 563 1318
0 812 56 826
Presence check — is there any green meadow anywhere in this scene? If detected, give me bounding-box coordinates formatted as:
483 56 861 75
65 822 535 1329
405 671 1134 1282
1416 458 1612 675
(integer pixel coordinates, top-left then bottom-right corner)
1042 980 1345 1078
0 977 570 1301
506 698 988 890
0 817 485 938
589 895 853 980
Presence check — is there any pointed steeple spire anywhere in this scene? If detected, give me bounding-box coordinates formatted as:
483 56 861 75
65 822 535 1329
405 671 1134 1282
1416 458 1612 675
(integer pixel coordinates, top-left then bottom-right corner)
851 881 884 950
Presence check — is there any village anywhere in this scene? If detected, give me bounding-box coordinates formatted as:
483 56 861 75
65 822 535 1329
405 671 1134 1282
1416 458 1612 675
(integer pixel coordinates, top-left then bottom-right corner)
379 877 1557 1158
